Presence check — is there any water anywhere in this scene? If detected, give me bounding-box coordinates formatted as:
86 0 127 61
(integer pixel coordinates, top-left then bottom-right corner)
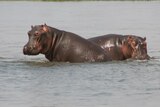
0 1 160 107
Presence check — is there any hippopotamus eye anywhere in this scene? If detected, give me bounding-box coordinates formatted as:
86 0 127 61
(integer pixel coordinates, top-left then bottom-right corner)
34 31 40 36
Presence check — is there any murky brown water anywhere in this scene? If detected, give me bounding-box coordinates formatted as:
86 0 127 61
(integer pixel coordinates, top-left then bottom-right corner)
0 1 160 107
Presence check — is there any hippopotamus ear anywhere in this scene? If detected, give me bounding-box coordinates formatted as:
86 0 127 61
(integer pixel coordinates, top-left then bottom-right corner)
31 25 34 29
42 24 49 32
143 37 146 41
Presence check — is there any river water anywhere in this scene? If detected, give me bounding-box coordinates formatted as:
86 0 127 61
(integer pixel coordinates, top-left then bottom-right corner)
0 1 160 107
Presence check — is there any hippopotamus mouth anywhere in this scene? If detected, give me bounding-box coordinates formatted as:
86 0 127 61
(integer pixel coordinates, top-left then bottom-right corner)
131 46 150 60
132 54 150 60
23 45 42 55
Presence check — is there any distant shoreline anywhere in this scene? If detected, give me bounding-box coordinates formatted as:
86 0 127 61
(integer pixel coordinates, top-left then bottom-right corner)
0 0 158 1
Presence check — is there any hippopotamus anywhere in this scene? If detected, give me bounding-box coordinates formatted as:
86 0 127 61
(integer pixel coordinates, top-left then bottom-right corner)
88 34 150 60
23 24 111 63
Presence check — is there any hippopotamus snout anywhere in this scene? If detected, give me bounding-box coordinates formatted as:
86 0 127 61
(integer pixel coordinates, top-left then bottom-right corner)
23 45 32 55
134 54 150 60
23 43 41 55
23 44 34 55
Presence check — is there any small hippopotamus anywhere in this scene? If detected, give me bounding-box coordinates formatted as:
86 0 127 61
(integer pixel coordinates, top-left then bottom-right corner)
88 34 150 60
23 24 111 63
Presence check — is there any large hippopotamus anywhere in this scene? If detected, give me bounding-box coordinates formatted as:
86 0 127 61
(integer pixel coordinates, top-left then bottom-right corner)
88 34 150 60
23 24 111 63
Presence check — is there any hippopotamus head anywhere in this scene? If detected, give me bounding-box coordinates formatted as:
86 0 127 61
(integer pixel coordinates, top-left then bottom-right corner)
23 24 52 55
126 36 150 60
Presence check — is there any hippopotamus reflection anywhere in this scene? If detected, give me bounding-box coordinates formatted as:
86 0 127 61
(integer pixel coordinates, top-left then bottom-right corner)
88 34 150 60
23 24 111 62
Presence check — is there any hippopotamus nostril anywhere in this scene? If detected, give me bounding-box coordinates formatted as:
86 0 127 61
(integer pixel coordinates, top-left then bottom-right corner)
23 46 27 50
30 46 32 49
28 46 33 50
24 46 33 52
33 45 36 50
